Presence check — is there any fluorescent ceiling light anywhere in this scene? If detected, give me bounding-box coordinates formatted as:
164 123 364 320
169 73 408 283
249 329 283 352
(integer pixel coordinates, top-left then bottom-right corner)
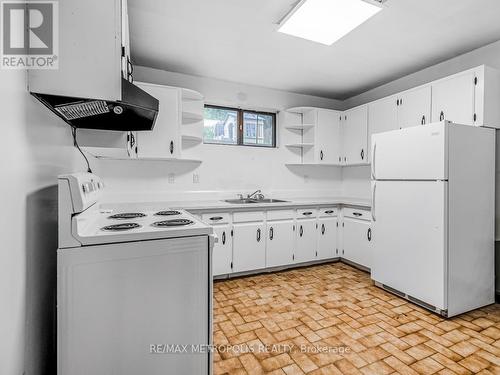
278 0 383 45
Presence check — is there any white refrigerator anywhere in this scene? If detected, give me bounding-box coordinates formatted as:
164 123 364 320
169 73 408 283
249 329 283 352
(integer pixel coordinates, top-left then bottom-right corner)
370 121 495 317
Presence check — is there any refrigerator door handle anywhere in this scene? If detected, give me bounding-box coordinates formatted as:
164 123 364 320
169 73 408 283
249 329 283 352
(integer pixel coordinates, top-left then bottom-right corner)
371 142 377 179
371 182 376 222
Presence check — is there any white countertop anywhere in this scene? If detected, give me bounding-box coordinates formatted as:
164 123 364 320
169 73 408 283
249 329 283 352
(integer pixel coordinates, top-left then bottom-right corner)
166 196 371 211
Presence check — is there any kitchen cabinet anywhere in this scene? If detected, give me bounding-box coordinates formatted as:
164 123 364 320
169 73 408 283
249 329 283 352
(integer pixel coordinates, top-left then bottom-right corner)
315 110 342 164
368 96 398 161
295 209 318 263
135 83 181 158
431 66 500 128
212 225 233 276
232 222 266 273
398 86 431 129
341 105 368 165
298 108 341 165
317 217 338 260
266 220 295 267
342 208 371 269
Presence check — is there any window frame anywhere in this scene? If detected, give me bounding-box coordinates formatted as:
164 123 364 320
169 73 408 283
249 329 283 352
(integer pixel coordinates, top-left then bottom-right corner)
203 104 277 148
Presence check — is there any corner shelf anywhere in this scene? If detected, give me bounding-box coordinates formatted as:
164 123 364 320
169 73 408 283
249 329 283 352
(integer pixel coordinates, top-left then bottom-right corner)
285 163 342 167
285 124 315 131
285 143 314 149
182 111 204 124
182 135 203 143
181 88 204 102
92 155 202 163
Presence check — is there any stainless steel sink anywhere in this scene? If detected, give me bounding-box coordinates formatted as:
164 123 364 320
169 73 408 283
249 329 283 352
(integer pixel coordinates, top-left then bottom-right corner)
224 199 259 204
224 198 288 204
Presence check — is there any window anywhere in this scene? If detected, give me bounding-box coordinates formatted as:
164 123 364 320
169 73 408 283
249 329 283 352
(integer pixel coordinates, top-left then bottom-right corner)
203 105 276 147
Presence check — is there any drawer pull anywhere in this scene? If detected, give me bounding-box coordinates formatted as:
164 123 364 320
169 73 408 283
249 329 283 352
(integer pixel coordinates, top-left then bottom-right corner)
302 212 313 216
324 210 334 214
209 216 223 221
353 212 362 217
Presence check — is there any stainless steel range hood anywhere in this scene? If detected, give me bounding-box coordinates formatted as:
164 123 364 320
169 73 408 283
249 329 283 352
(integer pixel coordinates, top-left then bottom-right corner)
31 79 159 131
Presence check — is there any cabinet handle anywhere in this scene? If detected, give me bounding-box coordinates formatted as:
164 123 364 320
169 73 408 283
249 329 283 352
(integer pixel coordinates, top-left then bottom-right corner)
299 225 303 237
210 216 223 221
367 228 372 242
302 212 313 216
321 223 325 235
170 141 174 155
256 228 261 242
360 149 364 160
396 99 399 106
421 115 426 125
344 157 347 163
439 111 445 121
353 212 362 217
338 156 341 163
320 150 324 161
325 210 334 214
269 227 274 240
222 231 226 245
127 57 134 83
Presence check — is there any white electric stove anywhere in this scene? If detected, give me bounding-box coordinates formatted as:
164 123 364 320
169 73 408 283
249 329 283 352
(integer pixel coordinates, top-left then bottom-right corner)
57 173 213 375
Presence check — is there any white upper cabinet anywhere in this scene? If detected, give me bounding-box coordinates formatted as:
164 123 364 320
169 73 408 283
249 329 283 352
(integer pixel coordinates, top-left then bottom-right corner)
368 95 398 161
341 105 368 166
315 109 342 164
397 86 432 129
432 69 476 126
432 66 500 128
135 83 181 159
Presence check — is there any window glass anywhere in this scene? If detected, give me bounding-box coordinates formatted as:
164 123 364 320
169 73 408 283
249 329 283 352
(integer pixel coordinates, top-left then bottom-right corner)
203 106 238 145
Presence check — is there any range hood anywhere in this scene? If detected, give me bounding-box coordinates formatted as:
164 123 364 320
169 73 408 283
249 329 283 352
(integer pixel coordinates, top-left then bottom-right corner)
31 79 159 131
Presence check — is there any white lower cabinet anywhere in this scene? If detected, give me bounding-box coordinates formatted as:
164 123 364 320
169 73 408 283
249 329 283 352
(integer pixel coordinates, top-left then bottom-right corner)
317 217 338 260
232 222 266 273
266 220 295 267
342 217 371 269
295 219 317 263
212 225 233 276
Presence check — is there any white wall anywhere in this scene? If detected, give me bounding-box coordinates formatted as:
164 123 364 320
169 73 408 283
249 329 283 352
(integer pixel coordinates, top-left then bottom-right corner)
91 67 345 202
0 70 82 375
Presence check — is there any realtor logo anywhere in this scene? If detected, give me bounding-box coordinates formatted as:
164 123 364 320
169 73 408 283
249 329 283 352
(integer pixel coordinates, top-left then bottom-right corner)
1 1 58 69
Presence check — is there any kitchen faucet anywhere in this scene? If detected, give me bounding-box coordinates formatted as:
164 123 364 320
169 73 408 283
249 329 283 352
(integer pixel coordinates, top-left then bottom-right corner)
247 190 264 200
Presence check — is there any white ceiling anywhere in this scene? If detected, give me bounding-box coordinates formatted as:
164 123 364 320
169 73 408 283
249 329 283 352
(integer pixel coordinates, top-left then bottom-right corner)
128 0 500 100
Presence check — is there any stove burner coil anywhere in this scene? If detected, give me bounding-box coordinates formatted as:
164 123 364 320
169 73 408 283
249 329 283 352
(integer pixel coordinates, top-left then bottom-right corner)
155 210 182 216
101 223 141 231
152 219 194 227
108 213 146 220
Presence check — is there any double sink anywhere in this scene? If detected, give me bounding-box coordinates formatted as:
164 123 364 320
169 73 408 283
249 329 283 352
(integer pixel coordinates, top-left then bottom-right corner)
224 198 288 204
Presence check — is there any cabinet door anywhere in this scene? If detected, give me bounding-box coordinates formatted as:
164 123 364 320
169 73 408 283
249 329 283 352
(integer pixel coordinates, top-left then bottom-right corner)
343 218 371 268
121 0 131 80
342 106 368 165
232 222 266 273
135 83 180 158
368 96 398 161
431 71 475 126
316 110 341 164
398 86 432 129
212 225 233 276
317 218 338 260
295 219 317 263
267 220 295 267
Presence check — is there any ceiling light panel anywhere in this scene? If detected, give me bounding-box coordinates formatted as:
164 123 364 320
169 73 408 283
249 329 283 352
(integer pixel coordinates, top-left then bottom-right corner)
278 0 383 45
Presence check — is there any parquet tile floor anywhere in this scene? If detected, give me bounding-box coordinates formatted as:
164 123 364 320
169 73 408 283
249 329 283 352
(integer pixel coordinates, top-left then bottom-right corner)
213 262 500 375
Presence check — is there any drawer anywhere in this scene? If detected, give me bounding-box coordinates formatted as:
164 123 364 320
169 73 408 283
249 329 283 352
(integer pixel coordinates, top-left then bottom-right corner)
318 207 338 217
233 211 265 223
343 208 370 221
296 208 317 219
267 209 295 221
202 212 230 225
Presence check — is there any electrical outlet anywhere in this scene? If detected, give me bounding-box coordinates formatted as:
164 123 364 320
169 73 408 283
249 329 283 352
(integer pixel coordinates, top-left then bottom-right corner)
193 173 200 184
168 173 175 184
